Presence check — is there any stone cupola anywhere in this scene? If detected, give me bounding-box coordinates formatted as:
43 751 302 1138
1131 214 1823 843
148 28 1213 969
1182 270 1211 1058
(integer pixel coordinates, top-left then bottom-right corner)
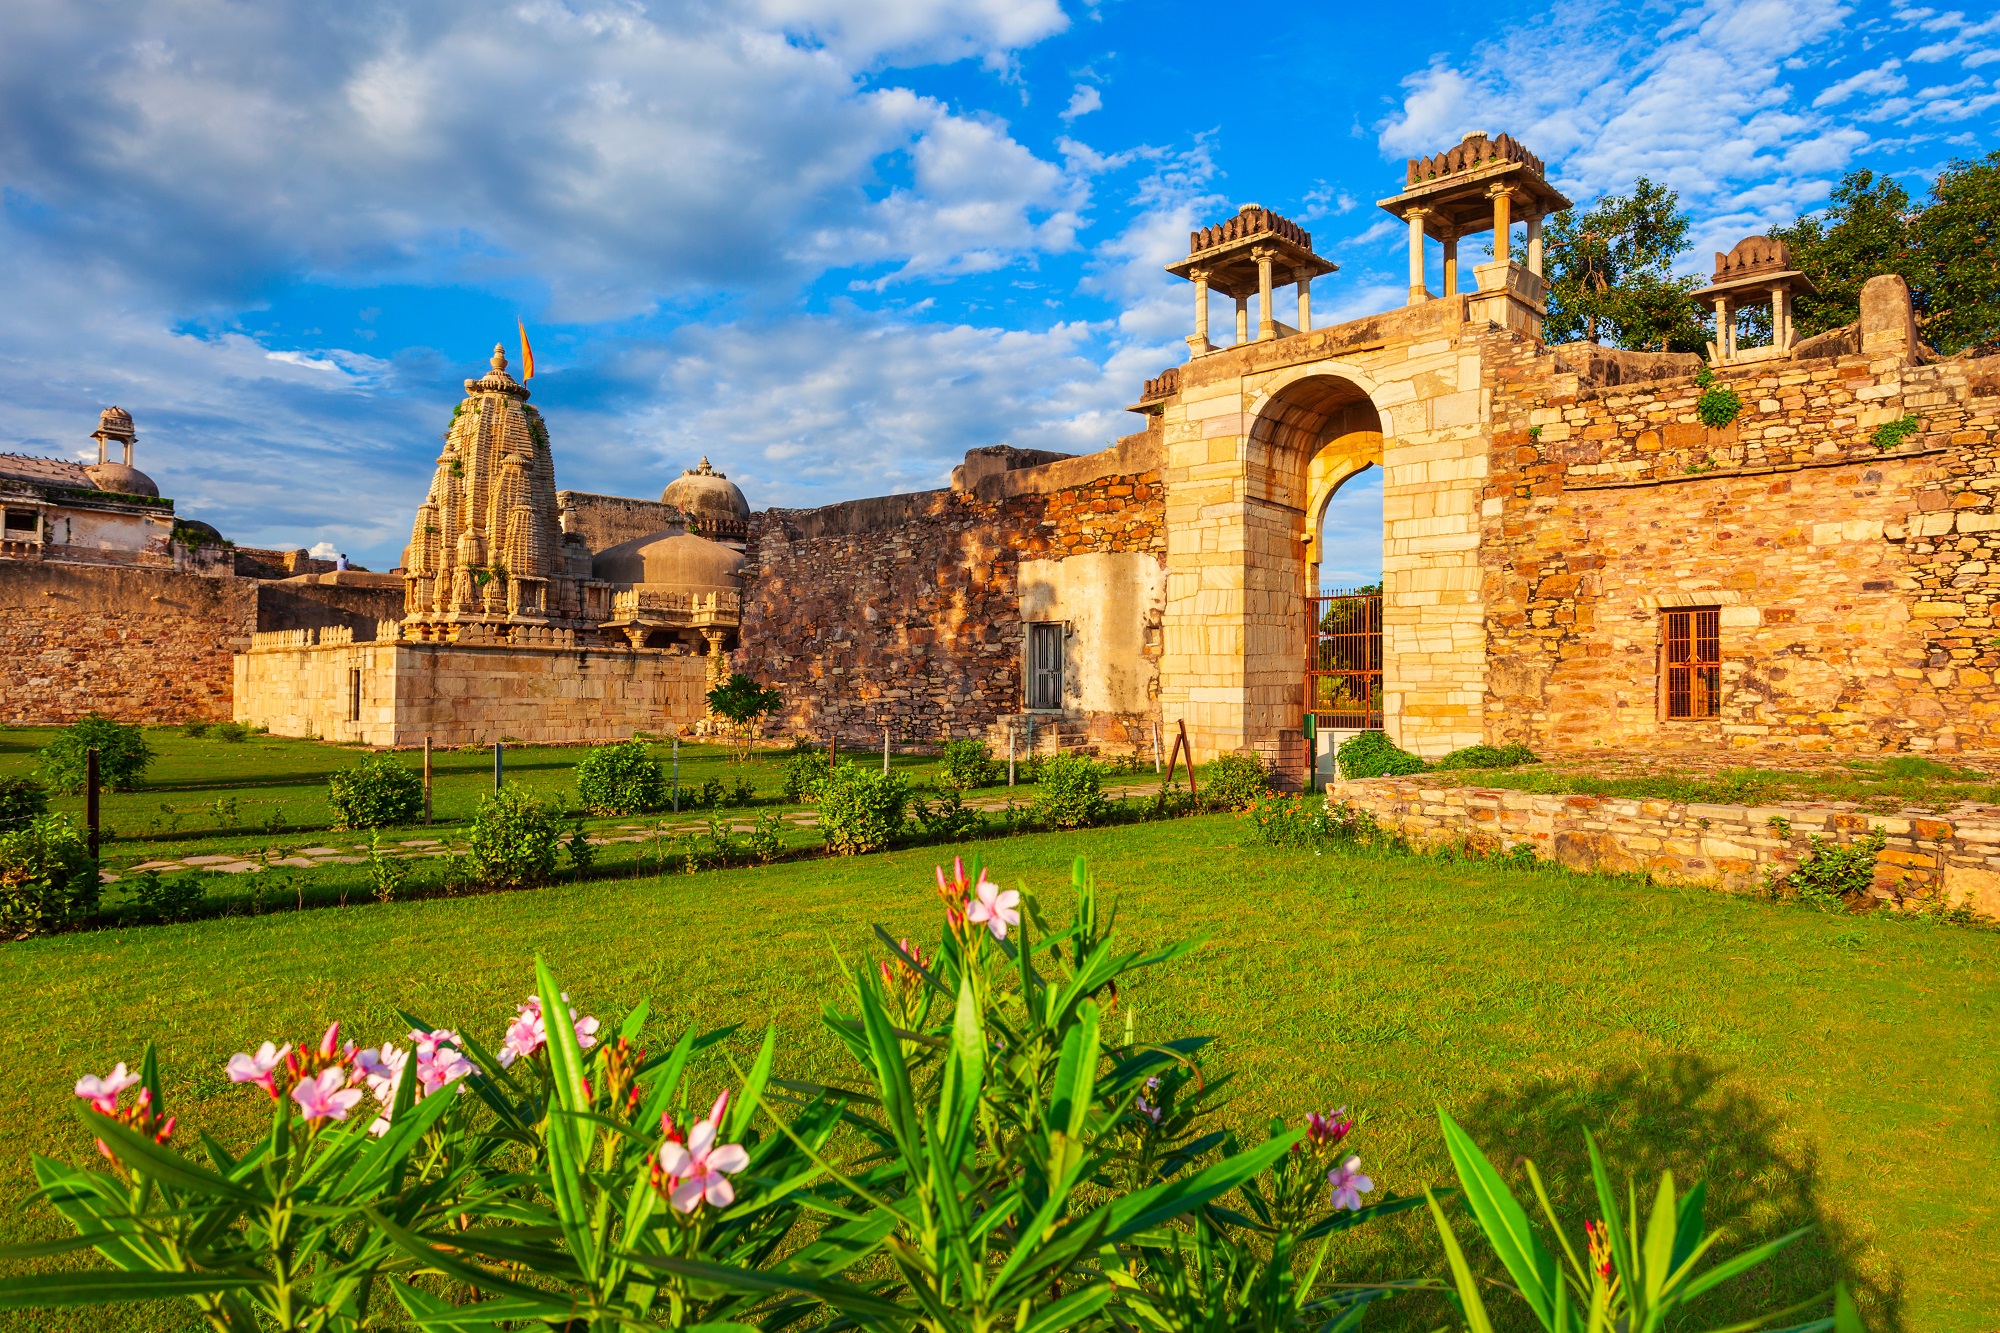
401 344 600 639
661 456 750 549
1376 130 1572 337
85 406 158 498
1690 236 1819 364
1166 204 1337 356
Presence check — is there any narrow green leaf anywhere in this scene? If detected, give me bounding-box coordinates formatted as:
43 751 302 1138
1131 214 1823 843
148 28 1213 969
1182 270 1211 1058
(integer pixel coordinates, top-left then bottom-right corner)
533 955 592 1159
1439 1108 1560 1330
935 972 985 1167
853 972 922 1166
1425 1188 1497 1333
1641 1170 1678 1307
0 1234 111 1261
389 1277 580 1329
1833 1281 1861 1333
637 1026 697 1132
622 1252 914 1323
619 997 651 1043
724 1024 776 1142
0 1269 252 1308
1674 1178 1707 1273
1018 1281 1113 1333
1675 1225 1815 1304
366 1208 577 1310
78 1111 257 1204
1050 1000 1100 1141
1585 1129 1634 1295
1102 1128 1302 1242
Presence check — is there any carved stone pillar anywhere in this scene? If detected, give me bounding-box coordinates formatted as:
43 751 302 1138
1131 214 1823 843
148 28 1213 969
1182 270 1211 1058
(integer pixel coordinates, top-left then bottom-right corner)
1234 295 1249 345
1254 246 1276 341
1189 266 1212 354
1405 207 1430 304
1442 230 1459 296
1526 213 1545 277
1294 267 1313 332
1489 186 1515 265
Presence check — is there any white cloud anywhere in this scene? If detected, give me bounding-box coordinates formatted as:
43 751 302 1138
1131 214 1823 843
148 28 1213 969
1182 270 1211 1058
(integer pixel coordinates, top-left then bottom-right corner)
744 0 1069 67
1061 84 1103 121
1813 58 1907 104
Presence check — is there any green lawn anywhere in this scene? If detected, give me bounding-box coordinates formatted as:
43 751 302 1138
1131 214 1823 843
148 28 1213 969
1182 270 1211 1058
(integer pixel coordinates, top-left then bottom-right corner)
5 817 1995 1331
1423 754 2000 813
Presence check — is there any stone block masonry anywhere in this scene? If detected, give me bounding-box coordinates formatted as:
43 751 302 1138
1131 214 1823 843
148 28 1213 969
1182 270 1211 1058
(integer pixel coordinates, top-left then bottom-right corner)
235 633 708 747
1336 776 2000 917
735 443 1166 747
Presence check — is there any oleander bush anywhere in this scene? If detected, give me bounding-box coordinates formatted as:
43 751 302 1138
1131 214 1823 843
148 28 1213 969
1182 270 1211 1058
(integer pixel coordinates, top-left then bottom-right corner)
1337 730 1428 779
816 761 910 854
468 787 564 888
573 740 668 816
10 855 1849 1332
1031 753 1110 830
1251 793 1382 850
326 754 425 830
0 815 98 939
37 715 154 794
1200 753 1270 811
783 746 831 801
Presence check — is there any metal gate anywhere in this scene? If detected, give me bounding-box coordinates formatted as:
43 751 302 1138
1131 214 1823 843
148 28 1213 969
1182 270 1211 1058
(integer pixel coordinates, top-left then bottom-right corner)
1305 588 1383 731
1027 622 1064 710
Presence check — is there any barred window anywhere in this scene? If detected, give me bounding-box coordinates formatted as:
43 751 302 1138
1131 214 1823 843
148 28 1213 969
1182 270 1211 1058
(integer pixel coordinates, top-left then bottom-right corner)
1663 608 1721 719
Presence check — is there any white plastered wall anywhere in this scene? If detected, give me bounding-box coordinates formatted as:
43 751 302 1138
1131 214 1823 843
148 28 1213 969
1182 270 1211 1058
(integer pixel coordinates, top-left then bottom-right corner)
1017 551 1164 714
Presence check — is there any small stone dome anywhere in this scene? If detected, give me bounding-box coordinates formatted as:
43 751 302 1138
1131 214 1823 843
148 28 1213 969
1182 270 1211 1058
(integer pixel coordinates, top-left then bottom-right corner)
592 529 742 592
84 461 159 498
176 519 223 542
661 457 749 543
95 406 136 442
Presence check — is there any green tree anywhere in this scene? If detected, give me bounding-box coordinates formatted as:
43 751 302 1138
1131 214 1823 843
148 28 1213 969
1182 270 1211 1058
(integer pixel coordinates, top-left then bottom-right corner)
37 716 154 794
706 672 783 761
1772 169 1919 341
1914 150 2000 355
1543 177 1706 352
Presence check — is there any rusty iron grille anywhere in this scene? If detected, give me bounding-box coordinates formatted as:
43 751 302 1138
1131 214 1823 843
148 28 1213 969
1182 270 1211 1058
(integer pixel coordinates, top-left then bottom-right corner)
1306 589 1383 730
1664 607 1721 719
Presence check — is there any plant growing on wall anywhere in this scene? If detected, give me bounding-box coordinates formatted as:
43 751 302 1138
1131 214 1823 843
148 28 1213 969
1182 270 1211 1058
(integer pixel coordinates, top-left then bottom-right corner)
707 672 783 761
1695 381 1744 429
38 716 154 794
1872 413 1922 451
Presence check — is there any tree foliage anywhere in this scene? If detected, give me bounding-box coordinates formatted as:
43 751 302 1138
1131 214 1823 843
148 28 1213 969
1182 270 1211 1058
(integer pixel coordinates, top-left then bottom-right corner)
1775 154 2000 355
1542 177 1706 352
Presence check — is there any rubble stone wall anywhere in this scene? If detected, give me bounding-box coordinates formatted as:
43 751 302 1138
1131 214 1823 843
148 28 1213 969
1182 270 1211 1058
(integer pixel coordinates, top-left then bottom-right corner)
1482 348 2000 752
557 490 687 554
1333 775 2000 917
735 450 1166 747
0 560 404 725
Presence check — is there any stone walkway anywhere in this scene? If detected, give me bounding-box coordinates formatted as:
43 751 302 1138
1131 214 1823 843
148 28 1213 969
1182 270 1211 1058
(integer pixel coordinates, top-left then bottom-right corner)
97 779 1173 882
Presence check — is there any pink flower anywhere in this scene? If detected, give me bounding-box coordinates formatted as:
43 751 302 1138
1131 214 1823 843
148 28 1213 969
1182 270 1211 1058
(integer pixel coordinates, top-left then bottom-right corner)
1327 1155 1374 1211
656 1091 749 1214
963 873 1020 940
317 1021 342 1060
1304 1108 1354 1150
224 1043 291 1098
74 1063 141 1114
497 994 600 1068
409 1029 477 1095
291 1067 364 1123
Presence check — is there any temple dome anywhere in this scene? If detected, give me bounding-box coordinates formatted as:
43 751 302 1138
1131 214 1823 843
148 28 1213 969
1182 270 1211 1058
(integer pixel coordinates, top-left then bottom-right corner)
85 461 159 498
661 457 749 543
591 529 742 592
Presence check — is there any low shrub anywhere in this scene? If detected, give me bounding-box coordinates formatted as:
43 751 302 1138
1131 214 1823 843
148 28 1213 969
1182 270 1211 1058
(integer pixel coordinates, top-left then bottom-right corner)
179 721 210 738
939 739 1001 791
748 812 785 864
0 816 98 938
563 821 598 876
574 741 667 816
0 777 49 832
210 721 252 743
1199 753 1269 811
724 777 757 808
468 788 564 888
816 762 909 854
38 715 154 794
783 748 831 801
1031 754 1110 830
1250 793 1379 849
327 754 424 830
694 777 724 811
1431 743 1539 771
130 869 206 924
1337 731 1427 779
913 787 984 842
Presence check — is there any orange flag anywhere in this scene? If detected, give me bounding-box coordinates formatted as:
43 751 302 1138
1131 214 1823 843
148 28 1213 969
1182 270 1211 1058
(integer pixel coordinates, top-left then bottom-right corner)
518 319 536 380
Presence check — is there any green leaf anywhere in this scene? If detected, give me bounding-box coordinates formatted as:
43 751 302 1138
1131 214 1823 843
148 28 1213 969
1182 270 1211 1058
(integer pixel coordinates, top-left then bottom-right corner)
1640 1169 1678 1308
1425 1188 1496 1333
853 971 922 1167
0 1235 108 1261
78 1110 257 1204
533 955 592 1158
0 1269 253 1308
366 1208 578 1311
1673 1178 1707 1273
935 972 985 1167
389 1277 581 1330
1050 999 1100 1141
1675 1225 1815 1304
1439 1108 1561 1330
1834 1281 1861 1333
1102 1128 1302 1243
619 997 651 1043
724 1024 776 1142
1018 1281 1113 1333
621 1252 913 1324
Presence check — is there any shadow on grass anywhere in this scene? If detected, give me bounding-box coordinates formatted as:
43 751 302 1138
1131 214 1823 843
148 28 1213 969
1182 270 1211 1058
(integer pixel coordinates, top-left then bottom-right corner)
1453 1053 1900 1331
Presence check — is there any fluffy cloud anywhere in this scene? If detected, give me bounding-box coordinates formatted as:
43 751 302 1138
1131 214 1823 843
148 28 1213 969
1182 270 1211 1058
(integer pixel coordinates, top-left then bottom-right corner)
1061 85 1103 121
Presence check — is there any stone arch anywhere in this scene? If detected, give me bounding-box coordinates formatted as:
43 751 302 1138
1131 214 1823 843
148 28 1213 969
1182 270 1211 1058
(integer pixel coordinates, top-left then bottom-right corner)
1238 371 1388 745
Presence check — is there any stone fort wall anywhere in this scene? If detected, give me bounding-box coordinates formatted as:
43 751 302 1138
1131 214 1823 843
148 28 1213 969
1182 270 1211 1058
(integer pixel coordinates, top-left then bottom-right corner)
734 439 1167 747
1483 330 2000 753
0 560 403 725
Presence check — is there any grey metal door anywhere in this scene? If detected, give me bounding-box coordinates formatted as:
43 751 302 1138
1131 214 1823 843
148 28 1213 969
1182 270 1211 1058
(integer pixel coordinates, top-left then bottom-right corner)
1027 622 1063 710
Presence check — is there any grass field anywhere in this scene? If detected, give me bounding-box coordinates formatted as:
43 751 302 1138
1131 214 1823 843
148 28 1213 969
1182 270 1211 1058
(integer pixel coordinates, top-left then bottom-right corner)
5 816 1995 1331
1426 754 2000 813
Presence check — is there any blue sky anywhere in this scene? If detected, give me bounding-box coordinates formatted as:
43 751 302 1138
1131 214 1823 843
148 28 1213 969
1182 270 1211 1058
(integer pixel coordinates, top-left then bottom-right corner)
2 0 1994 579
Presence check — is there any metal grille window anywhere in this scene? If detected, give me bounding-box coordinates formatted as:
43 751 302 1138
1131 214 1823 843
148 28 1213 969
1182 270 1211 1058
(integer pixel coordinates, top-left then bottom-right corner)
1026 623 1064 711
348 668 363 723
1662 608 1721 719
2 509 36 534
1306 588 1383 730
